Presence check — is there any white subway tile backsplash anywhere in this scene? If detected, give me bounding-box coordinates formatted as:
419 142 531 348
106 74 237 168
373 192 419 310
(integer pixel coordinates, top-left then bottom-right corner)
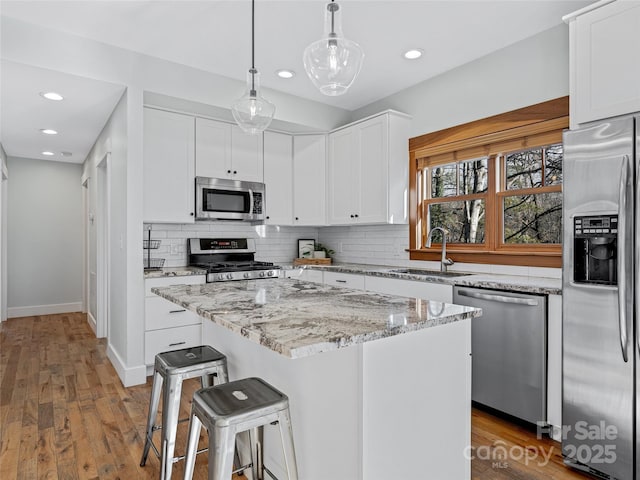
143 223 318 266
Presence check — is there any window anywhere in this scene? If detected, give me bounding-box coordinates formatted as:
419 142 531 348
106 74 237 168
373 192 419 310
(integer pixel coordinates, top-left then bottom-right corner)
409 97 568 267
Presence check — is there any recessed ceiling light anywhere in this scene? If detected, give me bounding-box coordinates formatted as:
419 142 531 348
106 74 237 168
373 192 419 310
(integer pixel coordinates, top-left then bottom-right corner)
41 151 55 156
276 69 295 79
61 151 73 157
40 91 64 101
40 129 58 135
403 49 423 60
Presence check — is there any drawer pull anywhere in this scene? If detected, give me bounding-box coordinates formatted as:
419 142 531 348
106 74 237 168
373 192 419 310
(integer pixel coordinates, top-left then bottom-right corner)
169 309 187 314
169 341 186 347
335 280 347 284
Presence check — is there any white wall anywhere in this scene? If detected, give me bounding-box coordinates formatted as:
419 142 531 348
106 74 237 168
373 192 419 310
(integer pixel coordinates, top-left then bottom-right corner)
351 24 570 137
0 144 8 321
145 223 318 267
6 157 83 317
82 91 146 385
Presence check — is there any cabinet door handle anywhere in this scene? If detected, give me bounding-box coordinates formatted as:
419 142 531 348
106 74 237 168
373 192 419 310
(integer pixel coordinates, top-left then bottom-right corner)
295 217 299 221
169 309 186 314
354 214 359 218
169 341 186 347
335 279 347 284
350 215 354 218
233 170 237 174
227 169 231 174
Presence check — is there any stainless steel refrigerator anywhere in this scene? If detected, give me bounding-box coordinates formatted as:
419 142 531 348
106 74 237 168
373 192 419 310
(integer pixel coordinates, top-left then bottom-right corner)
562 114 638 480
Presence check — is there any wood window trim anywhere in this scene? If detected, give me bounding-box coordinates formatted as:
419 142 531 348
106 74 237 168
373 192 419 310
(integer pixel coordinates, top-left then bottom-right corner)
409 97 568 268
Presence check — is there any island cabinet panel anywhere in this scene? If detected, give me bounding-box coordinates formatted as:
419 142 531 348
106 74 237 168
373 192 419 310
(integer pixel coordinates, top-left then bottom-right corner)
292 134 327 226
143 108 195 223
362 319 471 480
568 0 640 128
364 276 453 303
327 111 410 225
195 117 263 182
144 324 201 365
263 131 293 225
202 316 471 480
323 271 365 290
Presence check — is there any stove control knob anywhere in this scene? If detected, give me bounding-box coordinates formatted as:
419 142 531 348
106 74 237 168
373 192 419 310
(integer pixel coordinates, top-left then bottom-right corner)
226 273 234 280
217 274 224 281
259 272 266 278
267 271 274 277
243 272 250 279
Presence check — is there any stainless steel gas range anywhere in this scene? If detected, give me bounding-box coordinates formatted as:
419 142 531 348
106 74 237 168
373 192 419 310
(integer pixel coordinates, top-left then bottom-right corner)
187 238 280 283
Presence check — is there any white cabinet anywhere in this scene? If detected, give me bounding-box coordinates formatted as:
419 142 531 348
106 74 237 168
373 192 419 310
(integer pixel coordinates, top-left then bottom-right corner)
323 271 366 290
328 111 410 225
144 275 206 367
566 0 640 128
364 276 453 303
143 108 195 223
293 135 327 226
263 131 293 225
284 268 324 284
547 294 563 440
195 117 263 182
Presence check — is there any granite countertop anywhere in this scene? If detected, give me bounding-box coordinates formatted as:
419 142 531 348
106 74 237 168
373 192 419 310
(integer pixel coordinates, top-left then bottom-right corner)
152 278 481 359
284 263 562 295
144 266 207 279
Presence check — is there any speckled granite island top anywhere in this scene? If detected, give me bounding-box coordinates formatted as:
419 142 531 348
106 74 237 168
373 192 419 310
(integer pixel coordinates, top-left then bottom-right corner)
152 278 481 359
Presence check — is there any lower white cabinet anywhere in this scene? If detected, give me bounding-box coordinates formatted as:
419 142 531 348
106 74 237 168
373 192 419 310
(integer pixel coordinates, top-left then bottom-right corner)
364 276 453 303
144 275 206 367
547 294 563 440
284 268 324 284
323 271 366 290
144 324 202 365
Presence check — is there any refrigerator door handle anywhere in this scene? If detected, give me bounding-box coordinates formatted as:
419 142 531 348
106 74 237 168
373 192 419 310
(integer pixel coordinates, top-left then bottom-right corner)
636 152 640 353
617 155 630 363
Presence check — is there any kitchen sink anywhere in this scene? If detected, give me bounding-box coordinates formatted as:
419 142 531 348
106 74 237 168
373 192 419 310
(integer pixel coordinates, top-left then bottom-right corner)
386 268 473 278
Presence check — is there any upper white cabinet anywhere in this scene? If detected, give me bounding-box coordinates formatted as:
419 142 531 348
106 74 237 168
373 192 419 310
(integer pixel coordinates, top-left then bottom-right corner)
328 111 410 225
263 131 293 225
143 108 195 223
195 117 264 182
565 0 640 128
293 135 327 226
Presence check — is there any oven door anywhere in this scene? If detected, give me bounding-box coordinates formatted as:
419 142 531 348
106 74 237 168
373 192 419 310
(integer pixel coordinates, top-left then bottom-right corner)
195 177 264 221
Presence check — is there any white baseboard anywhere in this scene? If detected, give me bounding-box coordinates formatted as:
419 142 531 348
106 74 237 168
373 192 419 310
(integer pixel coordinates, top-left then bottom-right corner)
87 311 97 334
107 343 147 387
8 302 83 318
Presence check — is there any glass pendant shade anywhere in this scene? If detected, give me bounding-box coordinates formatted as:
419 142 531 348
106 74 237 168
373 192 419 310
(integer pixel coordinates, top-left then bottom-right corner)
232 68 275 135
303 1 364 96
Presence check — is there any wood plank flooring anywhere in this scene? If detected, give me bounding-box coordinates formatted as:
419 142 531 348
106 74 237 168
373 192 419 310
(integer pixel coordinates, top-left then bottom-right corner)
1 313 593 480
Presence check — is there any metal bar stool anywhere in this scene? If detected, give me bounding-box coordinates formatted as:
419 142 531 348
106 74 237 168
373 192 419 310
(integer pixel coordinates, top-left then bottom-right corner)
140 345 228 480
183 377 299 480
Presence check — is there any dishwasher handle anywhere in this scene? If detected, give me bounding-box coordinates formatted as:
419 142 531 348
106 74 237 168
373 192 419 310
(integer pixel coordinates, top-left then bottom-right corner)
457 289 539 306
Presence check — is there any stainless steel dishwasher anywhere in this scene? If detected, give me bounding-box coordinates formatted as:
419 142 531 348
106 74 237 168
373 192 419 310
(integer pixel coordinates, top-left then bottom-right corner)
453 286 546 425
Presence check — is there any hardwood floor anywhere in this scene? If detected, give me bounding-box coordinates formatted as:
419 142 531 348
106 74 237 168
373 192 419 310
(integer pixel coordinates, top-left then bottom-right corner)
1 313 593 480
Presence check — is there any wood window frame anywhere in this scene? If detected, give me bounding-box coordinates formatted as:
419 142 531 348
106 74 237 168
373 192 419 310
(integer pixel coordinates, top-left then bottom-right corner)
408 97 569 268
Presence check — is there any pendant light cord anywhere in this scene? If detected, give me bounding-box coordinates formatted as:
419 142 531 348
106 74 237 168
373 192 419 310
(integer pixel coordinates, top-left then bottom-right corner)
250 0 256 95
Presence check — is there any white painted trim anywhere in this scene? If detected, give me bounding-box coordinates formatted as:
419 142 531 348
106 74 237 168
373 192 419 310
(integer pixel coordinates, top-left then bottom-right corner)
1 164 7 180
87 311 97 335
107 343 147 387
96 152 111 339
8 302 83 318
562 0 615 23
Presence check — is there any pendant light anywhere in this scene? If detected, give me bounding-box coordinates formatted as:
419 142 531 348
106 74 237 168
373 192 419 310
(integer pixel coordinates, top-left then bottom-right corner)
232 0 275 134
303 0 364 96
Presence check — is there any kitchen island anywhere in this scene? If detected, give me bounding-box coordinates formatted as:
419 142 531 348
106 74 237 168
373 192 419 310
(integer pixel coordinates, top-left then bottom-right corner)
153 278 481 480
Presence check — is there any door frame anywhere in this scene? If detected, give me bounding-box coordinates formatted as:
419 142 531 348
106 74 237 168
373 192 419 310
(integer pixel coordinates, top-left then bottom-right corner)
96 152 111 339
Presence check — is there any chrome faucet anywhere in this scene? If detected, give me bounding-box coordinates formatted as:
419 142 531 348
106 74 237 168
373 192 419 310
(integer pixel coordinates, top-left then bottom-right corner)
426 227 454 272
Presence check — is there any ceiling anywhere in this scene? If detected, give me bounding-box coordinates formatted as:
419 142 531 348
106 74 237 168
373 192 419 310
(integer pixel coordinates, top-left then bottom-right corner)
0 0 592 163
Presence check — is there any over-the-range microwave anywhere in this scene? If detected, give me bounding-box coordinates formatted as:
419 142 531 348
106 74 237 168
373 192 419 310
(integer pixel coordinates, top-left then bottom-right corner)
195 176 265 222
